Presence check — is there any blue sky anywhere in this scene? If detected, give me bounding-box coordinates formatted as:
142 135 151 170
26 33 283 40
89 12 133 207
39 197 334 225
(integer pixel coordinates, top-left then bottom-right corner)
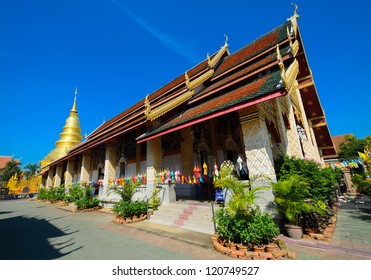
0 0 370 167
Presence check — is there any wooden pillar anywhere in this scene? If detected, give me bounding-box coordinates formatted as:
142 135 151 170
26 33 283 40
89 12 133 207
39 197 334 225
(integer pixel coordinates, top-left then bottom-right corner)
136 131 142 174
146 137 162 194
180 127 194 177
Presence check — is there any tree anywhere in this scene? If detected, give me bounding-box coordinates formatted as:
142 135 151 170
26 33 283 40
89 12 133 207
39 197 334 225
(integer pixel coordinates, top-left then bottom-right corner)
339 135 365 159
23 163 40 179
0 160 22 182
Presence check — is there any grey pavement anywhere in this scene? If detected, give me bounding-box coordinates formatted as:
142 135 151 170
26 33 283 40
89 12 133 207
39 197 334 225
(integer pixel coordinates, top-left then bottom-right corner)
0 199 229 260
1 196 371 260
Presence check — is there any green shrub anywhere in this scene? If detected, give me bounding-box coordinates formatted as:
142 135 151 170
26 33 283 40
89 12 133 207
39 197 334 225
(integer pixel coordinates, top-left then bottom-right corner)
214 172 267 217
248 212 279 246
37 187 48 200
65 183 84 202
74 186 100 210
214 209 278 246
44 186 66 202
148 189 160 210
275 155 341 204
352 174 371 195
112 200 147 218
110 182 141 202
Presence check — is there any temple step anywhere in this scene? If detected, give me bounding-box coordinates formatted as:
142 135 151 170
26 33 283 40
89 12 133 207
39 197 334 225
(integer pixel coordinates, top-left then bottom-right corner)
148 201 222 235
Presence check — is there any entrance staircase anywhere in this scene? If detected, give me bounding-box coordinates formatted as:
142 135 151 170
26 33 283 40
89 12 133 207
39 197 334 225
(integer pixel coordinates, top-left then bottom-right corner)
148 201 221 235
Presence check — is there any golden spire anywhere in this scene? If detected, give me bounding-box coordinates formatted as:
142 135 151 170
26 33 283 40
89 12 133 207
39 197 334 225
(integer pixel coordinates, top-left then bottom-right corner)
41 89 83 166
71 87 78 112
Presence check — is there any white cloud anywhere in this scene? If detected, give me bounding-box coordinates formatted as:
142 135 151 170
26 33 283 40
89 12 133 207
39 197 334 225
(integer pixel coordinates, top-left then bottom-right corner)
112 1 199 64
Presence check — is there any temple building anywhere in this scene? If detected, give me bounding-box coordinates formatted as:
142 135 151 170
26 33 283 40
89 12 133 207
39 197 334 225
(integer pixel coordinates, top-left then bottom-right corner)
40 8 335 210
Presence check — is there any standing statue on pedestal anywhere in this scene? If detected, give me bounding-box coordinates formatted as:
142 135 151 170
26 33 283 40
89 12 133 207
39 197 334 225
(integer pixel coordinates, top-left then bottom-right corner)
235 155 249 180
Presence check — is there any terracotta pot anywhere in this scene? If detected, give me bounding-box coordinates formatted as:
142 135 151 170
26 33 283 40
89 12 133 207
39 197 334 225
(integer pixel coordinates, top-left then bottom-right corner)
265 243 278 252
229 243 237 250
238 244 248 251
285 224 303 239
253 245 265 252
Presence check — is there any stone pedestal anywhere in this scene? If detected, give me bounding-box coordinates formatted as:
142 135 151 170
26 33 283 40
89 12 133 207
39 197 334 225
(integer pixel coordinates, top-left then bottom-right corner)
159 182 176 203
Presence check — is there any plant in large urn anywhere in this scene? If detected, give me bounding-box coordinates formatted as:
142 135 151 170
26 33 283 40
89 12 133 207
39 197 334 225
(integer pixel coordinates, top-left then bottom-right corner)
272 174 314 239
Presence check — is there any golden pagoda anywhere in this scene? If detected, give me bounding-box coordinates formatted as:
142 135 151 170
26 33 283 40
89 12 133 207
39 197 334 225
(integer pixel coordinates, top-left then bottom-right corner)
41 89 83 167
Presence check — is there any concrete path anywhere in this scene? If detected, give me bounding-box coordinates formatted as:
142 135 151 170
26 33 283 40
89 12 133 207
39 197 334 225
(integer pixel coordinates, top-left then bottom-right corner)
1 195 371 260
0 199 228 260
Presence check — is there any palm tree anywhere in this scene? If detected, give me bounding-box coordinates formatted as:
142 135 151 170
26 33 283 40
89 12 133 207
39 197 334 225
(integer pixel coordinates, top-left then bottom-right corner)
23 163 40 179
0 160 22 182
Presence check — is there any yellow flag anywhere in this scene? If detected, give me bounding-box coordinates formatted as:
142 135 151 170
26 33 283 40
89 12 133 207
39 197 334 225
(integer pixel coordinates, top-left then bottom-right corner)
358 152 367 161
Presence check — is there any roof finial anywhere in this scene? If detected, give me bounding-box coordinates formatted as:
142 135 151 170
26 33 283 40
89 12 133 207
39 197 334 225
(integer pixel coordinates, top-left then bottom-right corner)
224 34 228 46
291 2 299 18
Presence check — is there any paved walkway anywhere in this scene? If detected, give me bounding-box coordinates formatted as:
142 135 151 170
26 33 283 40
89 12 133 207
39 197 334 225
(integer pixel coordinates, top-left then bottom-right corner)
281 194 371 260
1 195 371 260
0 199 228 260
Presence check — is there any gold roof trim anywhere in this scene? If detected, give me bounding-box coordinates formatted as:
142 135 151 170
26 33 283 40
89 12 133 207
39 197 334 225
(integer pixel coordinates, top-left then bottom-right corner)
185 69 215 90
311 122 327 128
297 74 312 82
144 37 229 121
319 146 335 150
308 116 324 121
277 44 299 93
285 59 299 91
287 27 299 57
145 90 194 121
207 35 229 68
298 81 314 90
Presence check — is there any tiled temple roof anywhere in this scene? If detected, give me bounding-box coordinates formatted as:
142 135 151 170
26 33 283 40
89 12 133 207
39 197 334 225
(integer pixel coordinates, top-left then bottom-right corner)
45 13 335 166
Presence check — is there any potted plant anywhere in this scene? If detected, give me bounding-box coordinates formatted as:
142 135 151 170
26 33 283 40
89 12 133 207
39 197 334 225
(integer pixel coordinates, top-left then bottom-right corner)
272 174 315 239
248 212 279 251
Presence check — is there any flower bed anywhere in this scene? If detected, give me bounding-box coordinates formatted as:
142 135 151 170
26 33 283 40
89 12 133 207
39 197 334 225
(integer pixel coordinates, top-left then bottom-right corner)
303 214 337 242
211 234 294 260
112 214 149 224
72 206 102 213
